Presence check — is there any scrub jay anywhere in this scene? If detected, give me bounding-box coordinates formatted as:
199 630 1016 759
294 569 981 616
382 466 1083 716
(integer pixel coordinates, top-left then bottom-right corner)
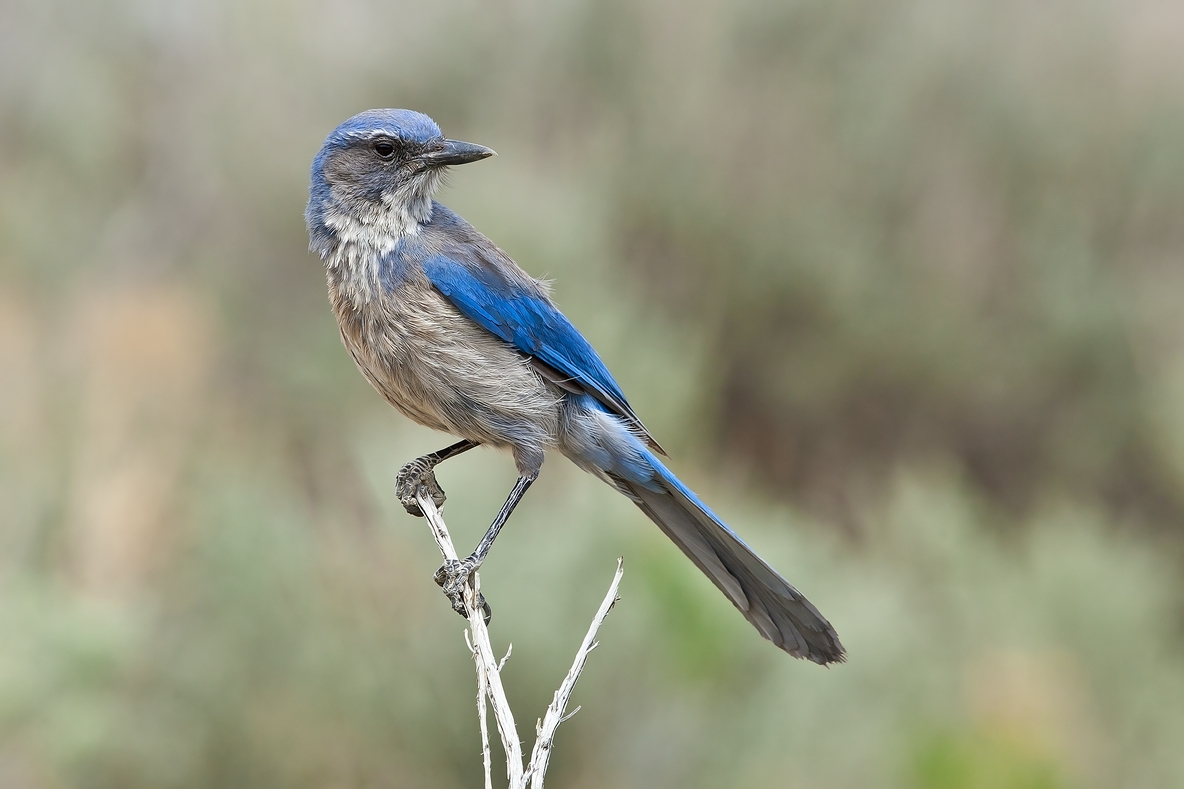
306 109 844 664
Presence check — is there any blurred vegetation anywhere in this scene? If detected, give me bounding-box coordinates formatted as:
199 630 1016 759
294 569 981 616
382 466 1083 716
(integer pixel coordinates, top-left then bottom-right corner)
2 0 1184 786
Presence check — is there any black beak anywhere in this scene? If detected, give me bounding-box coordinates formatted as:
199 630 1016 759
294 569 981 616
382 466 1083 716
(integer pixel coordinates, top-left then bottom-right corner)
421 139 496 167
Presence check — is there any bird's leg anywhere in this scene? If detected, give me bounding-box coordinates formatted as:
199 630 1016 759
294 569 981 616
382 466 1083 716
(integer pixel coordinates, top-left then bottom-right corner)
396 439 479 517
435 472 538 623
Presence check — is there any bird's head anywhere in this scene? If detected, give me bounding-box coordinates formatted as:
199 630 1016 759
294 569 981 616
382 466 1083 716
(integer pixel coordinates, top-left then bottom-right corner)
306 109 493 253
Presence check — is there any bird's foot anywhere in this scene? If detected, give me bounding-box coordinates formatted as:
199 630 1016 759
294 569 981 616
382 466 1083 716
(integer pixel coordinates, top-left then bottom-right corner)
434 557 492 625
396 457 447 517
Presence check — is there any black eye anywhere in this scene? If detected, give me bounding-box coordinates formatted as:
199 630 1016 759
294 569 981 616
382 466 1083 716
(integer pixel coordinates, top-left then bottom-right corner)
374 140 395 159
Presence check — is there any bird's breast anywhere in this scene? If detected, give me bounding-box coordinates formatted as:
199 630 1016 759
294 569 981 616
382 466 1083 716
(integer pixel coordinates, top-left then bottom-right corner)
328 258 562 456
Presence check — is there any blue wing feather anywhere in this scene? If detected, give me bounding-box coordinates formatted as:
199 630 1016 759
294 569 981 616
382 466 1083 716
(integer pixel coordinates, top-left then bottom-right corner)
422 252 661 451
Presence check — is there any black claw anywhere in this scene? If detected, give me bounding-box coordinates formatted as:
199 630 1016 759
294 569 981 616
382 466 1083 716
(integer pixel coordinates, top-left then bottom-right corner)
479 596 492 625
396 458 447 517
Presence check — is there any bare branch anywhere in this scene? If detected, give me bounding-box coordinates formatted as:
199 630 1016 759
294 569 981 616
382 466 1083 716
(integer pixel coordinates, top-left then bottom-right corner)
414 489 621 789
466 630 493 789
525 558 623 789
417 490 524 787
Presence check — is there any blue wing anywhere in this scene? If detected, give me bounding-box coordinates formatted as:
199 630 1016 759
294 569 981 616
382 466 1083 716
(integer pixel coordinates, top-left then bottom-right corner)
422 251 663 452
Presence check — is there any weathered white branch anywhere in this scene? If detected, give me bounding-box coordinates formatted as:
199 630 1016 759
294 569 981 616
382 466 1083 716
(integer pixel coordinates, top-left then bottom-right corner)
417 491 523 787
465 629 494 789
415 489 622 789
526 559 622 789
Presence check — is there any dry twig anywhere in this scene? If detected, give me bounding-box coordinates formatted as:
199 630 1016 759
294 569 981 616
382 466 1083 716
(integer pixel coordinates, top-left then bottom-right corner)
415 489 622 789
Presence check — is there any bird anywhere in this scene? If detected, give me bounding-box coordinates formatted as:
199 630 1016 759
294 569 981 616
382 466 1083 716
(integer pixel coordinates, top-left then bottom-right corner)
305 108 844 664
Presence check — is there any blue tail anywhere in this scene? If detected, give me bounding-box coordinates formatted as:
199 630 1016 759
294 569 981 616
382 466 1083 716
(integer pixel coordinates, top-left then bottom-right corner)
609 449 845 664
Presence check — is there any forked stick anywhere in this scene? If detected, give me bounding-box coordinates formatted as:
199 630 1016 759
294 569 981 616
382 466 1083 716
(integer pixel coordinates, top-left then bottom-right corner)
415 488 622 789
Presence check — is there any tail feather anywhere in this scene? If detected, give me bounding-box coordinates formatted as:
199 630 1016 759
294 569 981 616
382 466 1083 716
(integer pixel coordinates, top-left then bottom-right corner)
612 458 845 665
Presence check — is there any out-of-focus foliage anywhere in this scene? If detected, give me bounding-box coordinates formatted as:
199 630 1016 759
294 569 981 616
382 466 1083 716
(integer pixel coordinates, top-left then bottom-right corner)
2 0 1184 787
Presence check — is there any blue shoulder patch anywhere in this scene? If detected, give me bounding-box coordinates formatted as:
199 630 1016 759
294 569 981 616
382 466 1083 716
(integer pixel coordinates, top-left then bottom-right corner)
422 252 640 430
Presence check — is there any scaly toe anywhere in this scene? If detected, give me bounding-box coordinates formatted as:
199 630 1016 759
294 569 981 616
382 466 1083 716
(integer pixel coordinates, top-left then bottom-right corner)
396 459 447 517
433 558 483 620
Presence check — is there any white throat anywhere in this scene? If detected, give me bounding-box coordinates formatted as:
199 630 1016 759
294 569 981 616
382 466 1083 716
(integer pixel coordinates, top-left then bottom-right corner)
322 170 442 302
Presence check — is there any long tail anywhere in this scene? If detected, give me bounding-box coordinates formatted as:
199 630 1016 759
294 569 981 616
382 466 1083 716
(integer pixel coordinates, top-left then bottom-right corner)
611 452 845 665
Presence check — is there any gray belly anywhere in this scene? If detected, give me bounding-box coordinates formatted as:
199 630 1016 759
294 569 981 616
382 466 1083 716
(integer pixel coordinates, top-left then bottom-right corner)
332 280 561 469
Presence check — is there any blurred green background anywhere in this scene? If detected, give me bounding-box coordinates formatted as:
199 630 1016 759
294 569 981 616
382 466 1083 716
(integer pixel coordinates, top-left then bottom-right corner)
2 0 1184 786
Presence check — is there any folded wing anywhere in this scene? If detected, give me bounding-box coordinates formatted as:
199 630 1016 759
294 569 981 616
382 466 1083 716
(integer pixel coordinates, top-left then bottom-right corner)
422 252 664 453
